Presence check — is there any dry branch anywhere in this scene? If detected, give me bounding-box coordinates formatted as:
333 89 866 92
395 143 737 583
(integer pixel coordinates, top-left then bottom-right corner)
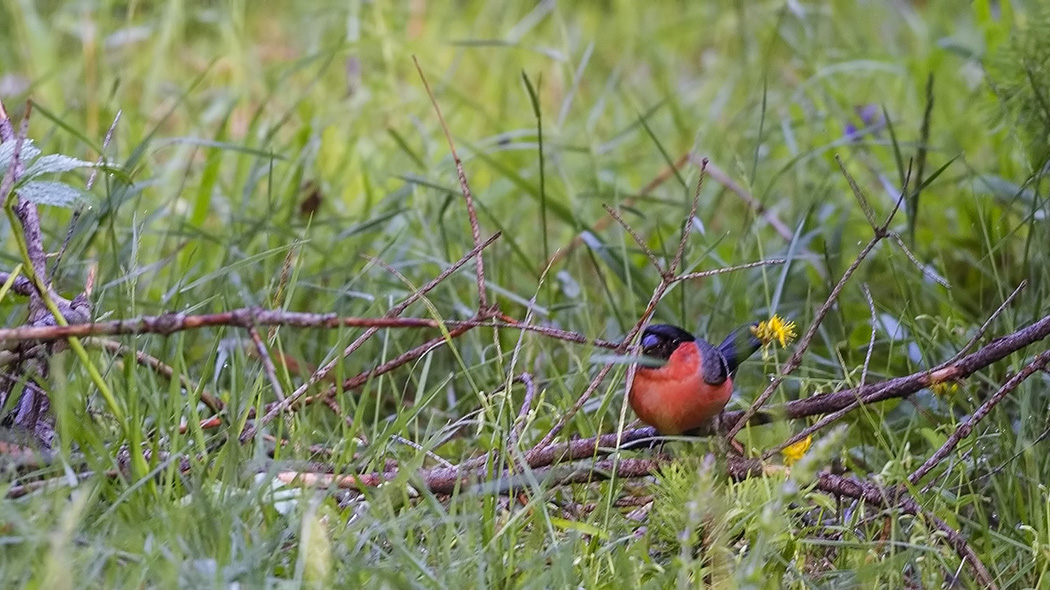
276 456 662 496
728 161 911 440
760 312 1050 457
908 349 1050 485
413 56 489 311
725 458 997 590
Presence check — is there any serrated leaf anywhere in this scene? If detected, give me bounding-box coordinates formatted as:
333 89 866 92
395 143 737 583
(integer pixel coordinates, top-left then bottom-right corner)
15 180 89 208
0 139 41 176
24 154 95 178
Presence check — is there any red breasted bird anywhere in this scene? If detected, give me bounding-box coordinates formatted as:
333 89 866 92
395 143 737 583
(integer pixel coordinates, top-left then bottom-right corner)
629 323 762 435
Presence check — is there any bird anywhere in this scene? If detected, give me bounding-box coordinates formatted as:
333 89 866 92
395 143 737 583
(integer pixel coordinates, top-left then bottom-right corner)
628 322 762 435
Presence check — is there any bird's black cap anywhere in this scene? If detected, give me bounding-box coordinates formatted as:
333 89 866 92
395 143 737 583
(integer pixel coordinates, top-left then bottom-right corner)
640 324 696 363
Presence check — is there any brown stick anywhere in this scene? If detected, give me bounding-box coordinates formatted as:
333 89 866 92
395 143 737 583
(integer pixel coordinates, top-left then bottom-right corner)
276 456 662 495
87 338 223 413
413 56 489 311
727 163 910 440
692 156 795 241
908 349 1050 485
247 324 286 402
0 258 780 348
755 312 1050 456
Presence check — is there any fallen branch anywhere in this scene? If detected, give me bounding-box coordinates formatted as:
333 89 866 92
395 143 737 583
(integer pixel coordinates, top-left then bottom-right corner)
760 312 1050 457
908 349 1050 485
727 165 907 439
275 456 662 496
725 458 997 590
241 233 504 442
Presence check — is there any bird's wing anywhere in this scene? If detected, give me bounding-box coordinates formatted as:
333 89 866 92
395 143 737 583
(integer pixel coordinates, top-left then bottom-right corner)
697 339 730 386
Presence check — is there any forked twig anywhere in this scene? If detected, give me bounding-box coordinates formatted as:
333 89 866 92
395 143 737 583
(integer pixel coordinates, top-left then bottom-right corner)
726 159 912 440
240 233 501 442
528 160 714 455
761 313 1050 458
908 349 1050 485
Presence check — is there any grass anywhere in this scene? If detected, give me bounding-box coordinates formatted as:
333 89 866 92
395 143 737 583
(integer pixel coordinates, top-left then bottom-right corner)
1 0 1049 587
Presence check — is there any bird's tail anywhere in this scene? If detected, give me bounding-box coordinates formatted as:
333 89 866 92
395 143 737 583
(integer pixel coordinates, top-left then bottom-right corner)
718 322 763 374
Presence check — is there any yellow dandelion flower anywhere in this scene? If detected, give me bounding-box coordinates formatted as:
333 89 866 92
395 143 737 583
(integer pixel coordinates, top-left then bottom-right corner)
751 314 798 348
781 434 812 466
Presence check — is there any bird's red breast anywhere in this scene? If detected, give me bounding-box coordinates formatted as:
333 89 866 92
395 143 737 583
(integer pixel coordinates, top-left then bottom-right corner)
628 341 733 435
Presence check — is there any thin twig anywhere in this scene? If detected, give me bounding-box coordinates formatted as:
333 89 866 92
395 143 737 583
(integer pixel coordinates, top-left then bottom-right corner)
727 233 882 440
509 372 536 447
760 313 1050 458
247 324 286 402
390 434 454 468
727 163 910 440
275 456 662 496
691 155 795 241
908 349 1050 485
974 415 1050 484
944 280 1026 366
672 258 786 283
602 203 664 273
86 338 223 413
889 232 950 288
860 284 877 389
668 158 707 277
412 56 489 311
0 309 621 349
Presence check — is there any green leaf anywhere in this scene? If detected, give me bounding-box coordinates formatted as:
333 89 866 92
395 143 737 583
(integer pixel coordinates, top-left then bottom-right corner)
549 517 608 539
15 180 89 208
296 503 333 587
24 153 95 178
0 139 41 176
